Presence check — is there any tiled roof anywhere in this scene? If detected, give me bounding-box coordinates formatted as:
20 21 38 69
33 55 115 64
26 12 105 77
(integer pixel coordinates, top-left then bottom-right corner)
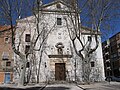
0 25 11 31
81 26 101 35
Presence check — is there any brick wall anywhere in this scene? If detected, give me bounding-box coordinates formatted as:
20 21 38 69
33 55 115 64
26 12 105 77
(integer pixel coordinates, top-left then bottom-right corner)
0 72 4 83
0 26 13 83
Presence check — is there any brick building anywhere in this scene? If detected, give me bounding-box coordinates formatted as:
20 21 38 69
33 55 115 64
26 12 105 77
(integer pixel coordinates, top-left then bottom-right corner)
102 32 120 77
0 25 13 83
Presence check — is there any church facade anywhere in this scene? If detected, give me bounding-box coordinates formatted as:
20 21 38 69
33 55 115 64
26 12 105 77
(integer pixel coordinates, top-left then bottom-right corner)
14 1 105 83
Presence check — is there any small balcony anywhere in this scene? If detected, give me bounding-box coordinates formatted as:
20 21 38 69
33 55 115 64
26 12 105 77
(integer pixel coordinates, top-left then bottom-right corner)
105 44 109 48
2 66 13 72
106 59 110 63
1 61 13 72
107 67 111 70
105 52 109 55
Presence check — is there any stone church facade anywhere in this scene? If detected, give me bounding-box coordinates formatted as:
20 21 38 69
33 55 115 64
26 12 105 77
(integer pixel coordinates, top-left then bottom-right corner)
14 1 105 83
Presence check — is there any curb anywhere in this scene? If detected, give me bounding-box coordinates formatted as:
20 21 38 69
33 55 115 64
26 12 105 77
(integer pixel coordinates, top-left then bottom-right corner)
41 84 47 90
76 84 86 90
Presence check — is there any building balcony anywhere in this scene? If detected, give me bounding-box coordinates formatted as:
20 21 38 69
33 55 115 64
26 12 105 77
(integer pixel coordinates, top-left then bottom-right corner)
105 52 109 55
106 59 110 63
106 67 111 70
105 44 109 48
2 66 13 72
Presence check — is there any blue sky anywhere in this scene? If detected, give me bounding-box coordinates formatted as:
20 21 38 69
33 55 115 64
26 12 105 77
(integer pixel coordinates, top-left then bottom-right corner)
101 20 120 42
0 0 119 42
43 0 53 4
43 0 120 42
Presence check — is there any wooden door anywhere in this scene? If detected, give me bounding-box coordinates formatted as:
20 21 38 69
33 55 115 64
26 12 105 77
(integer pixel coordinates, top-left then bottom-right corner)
55 63 66 81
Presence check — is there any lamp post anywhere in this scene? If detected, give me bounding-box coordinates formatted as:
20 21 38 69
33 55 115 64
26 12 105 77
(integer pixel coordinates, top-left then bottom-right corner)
107 67 111 84
74 59 76 83
119 67 120 76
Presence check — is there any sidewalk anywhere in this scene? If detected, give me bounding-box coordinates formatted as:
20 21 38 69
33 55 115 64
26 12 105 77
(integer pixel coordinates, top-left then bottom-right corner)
78 81 120 90
0 82 120 90
0 83 47 89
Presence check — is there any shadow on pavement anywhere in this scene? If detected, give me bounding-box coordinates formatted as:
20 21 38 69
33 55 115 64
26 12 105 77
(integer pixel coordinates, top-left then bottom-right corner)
82 88 94 90
0 87 43 90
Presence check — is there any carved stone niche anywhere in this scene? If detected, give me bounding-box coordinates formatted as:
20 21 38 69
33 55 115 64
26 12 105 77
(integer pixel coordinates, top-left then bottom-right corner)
48 42 72 58
55 42 64 55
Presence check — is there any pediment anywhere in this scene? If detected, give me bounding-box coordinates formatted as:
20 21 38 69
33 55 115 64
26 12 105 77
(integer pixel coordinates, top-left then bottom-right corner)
42 0 72 11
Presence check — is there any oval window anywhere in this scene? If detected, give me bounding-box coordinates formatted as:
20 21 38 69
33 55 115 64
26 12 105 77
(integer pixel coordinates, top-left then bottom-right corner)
56 4 61 9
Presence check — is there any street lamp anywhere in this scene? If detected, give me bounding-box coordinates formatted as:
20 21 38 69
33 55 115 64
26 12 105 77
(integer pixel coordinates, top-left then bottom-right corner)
119 67 120 76
107 67 111 84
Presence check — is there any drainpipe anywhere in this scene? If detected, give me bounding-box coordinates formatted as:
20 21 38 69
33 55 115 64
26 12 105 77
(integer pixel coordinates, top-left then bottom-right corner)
74 58 77 83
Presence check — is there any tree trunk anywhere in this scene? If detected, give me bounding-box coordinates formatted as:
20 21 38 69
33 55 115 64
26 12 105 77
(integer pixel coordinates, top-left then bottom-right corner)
37 51 43 83
18 58 27 86
82 56 91 84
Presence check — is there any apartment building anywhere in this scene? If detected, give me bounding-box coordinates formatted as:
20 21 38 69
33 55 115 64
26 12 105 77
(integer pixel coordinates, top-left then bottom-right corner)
0 25 13 83
102 32 120 77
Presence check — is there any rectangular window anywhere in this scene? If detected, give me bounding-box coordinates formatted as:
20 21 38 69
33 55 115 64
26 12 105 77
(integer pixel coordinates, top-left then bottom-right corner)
25 34 30 42
26 62 30 68
106 62 110 67
25 45 30 54
88 36 92 41
105 54 109 60
6 62 11 66
57 18 62 25
4 37 9 43
118 52 120 56
91 61 95 67
118 43 120 48
2 52 9 60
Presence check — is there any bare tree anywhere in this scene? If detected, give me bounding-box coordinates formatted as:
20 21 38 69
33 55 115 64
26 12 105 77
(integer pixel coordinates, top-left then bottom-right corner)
64 0 120 83
0 0 120 85
0 0 56 86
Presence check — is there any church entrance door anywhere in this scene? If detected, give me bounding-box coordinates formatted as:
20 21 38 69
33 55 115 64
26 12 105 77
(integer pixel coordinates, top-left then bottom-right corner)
55 63 66 81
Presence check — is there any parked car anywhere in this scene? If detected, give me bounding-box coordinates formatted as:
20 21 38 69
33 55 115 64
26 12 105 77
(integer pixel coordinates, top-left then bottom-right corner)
105 76 120 82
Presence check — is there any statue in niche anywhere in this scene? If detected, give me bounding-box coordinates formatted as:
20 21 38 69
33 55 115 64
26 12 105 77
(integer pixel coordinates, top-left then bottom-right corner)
57 47 63 55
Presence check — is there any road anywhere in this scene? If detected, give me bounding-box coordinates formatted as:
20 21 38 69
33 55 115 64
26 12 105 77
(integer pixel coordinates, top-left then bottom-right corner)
79 82 120 90
86 84 120 90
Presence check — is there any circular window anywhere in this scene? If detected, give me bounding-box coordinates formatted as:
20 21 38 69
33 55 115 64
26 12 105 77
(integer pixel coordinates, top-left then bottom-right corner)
56 4 61 9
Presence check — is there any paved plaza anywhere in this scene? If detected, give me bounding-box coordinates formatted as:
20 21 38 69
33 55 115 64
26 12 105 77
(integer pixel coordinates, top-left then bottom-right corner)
43 84 82 90
0 81 120 90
